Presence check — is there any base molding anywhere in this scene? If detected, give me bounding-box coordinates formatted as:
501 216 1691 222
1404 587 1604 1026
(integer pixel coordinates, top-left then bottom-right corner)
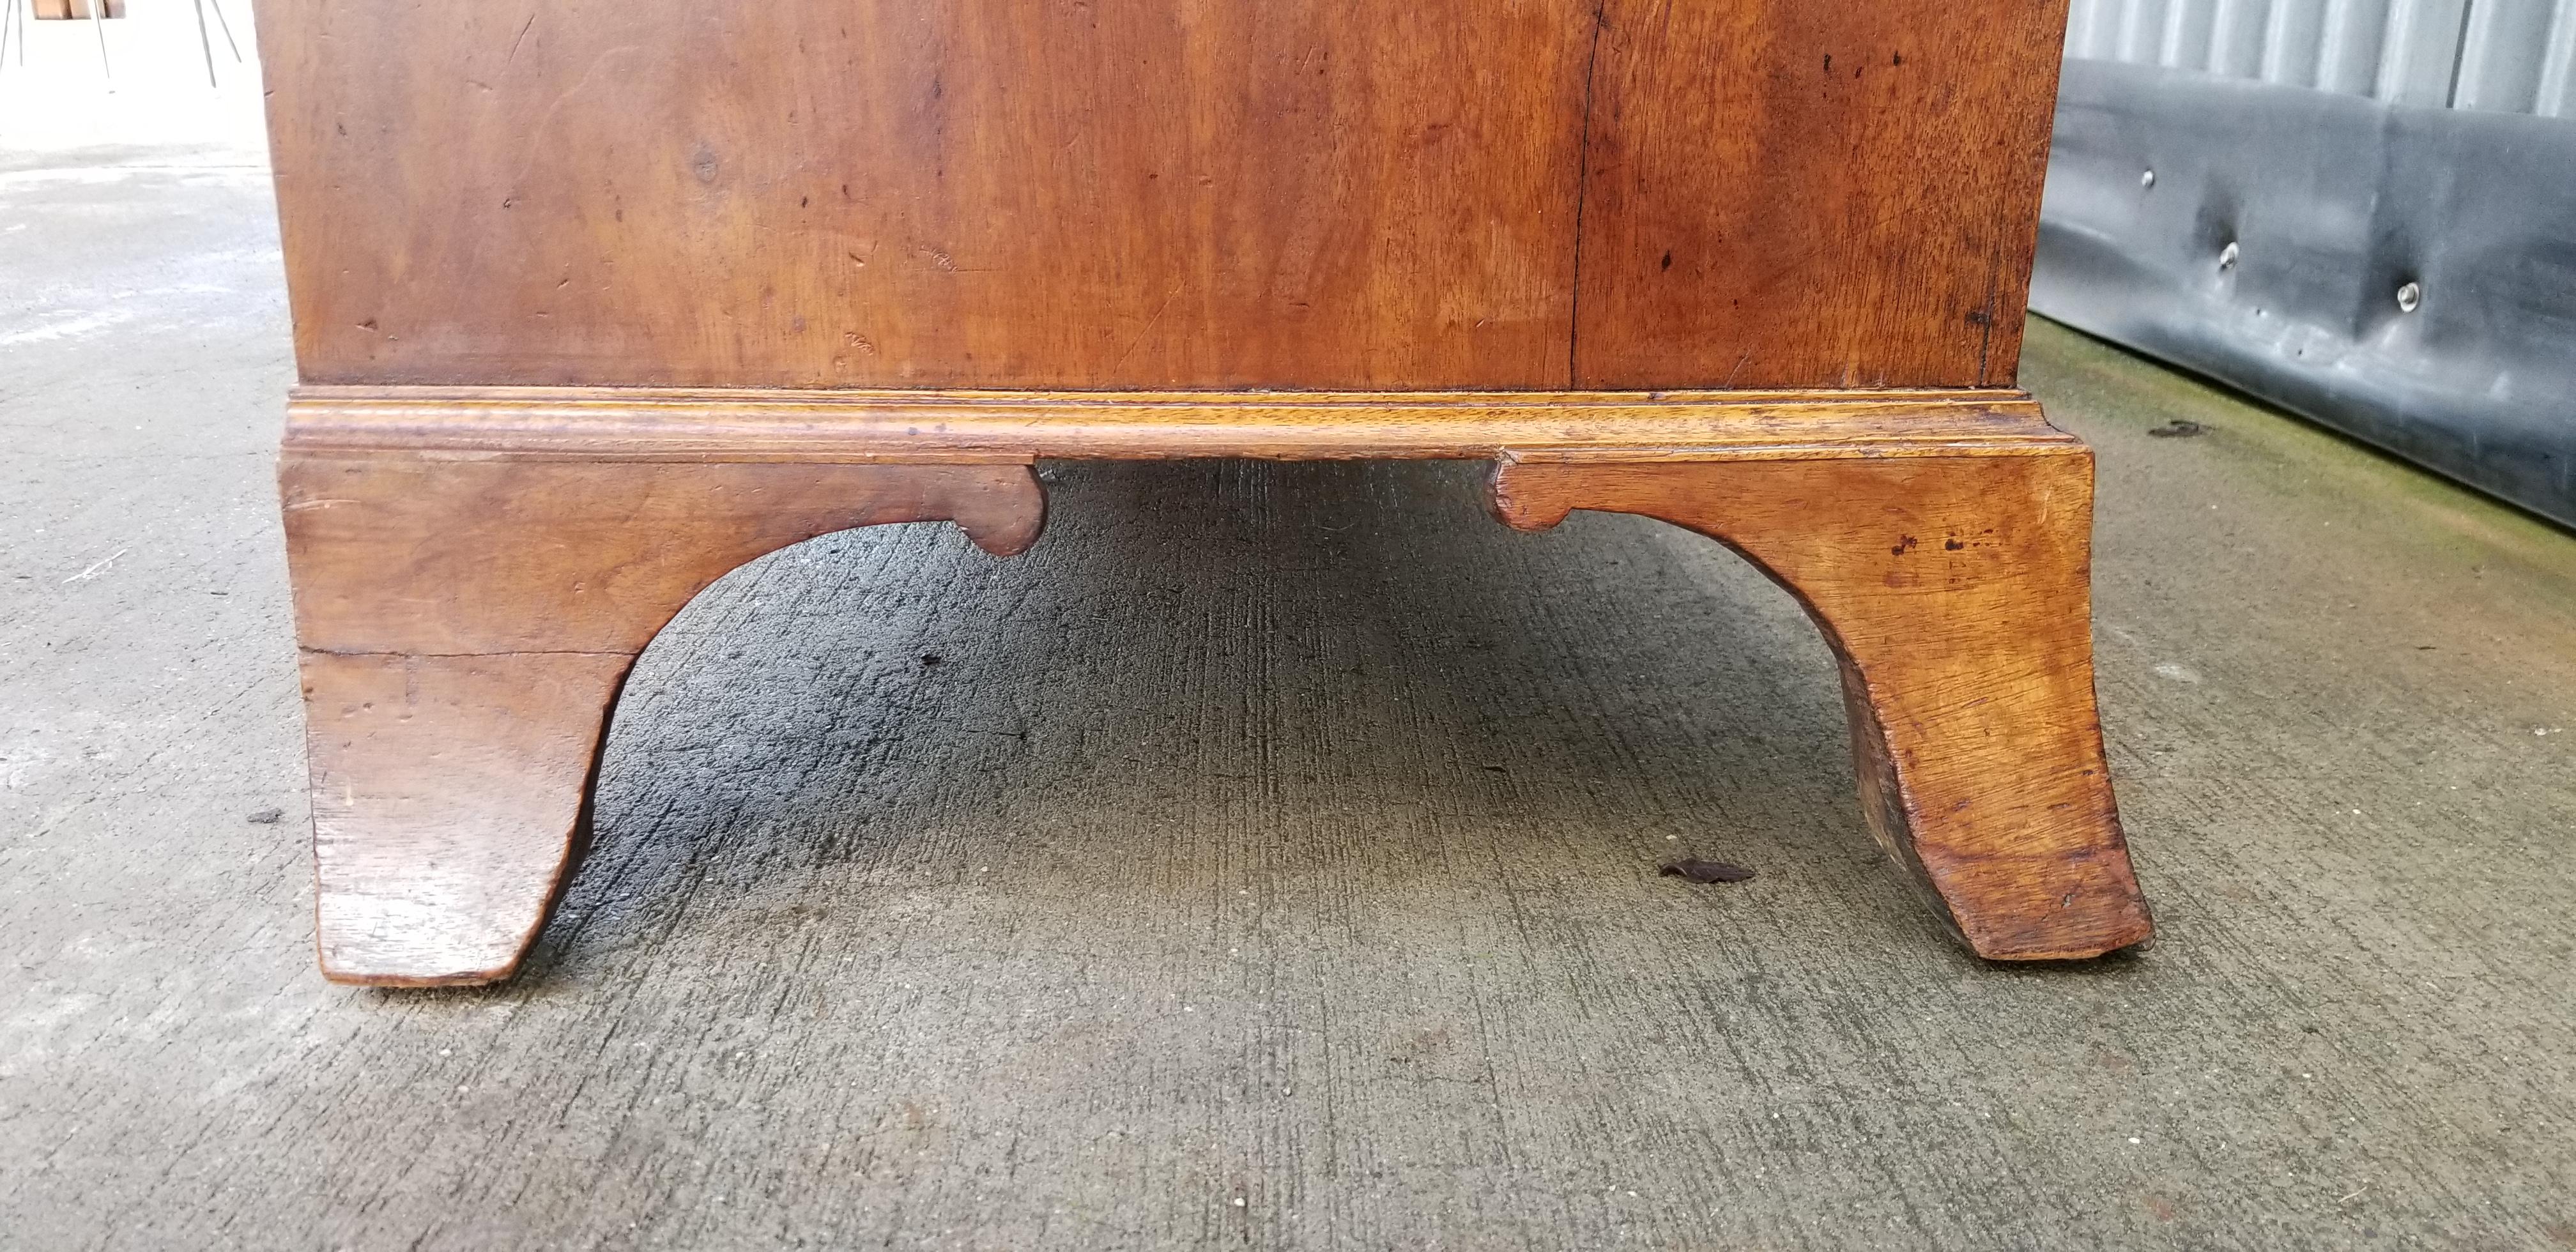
285 385 2069 462
277 383 2149 983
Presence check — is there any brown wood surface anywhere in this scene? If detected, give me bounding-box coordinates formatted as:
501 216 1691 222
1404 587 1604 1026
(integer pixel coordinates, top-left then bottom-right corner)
282 455 1045 984
1572 0 2069 387
1490 446 2152 959
282 385 2067 462
254 0 2067 391
258 0 2134 978
277 396 2147 981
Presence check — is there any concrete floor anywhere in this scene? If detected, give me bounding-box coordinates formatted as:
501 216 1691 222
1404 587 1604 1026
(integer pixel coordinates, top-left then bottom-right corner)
5 139 2576 1252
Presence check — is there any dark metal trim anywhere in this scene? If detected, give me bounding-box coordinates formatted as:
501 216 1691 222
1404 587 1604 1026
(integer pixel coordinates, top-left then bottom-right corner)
2034 60 2576 527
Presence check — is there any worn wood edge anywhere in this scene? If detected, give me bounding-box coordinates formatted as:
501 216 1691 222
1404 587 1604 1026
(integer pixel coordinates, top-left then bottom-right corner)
313 660 633 989
284 386 2069 462
281 458 1052 986
299 650 638 989
1487 439 2096 535
1483 449 2154 962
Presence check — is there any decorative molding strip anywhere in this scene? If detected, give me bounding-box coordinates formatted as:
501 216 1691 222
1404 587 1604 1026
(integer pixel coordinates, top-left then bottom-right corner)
286 385 2074 462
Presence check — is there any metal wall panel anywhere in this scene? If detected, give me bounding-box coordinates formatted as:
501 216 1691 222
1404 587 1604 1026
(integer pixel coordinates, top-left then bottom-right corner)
2033 61 2576 525
2066 0 2576 114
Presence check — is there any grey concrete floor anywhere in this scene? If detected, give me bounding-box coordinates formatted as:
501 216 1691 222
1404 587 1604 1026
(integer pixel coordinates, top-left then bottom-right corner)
4 143 2575 1252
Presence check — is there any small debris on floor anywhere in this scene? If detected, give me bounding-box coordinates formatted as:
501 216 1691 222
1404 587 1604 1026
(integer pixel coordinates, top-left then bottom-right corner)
920 654 942 666
2147 419 2207 438
1660 859 1755 884
245 807 283 825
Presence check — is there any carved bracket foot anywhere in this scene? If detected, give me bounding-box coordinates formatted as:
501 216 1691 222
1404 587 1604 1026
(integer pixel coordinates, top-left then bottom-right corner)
275 386 2143 981
1489 441 2153 960
281 454 1046 985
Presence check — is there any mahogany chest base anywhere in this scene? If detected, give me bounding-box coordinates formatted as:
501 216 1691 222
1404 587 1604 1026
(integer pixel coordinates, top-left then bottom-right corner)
280 387 2154 985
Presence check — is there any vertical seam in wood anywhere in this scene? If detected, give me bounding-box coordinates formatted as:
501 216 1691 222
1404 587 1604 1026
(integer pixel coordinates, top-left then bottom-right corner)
1976 243 2000 385
1567 3 1608 389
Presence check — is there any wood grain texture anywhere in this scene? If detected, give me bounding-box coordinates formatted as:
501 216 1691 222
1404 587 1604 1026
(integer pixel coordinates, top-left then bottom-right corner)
277 397 2150 973
1490 442 2152 959
283 385 2067 462
1571 0 2071 388
281 455 1046 984
254 0 2067 390
254 0 1589 390
256 0 2120 974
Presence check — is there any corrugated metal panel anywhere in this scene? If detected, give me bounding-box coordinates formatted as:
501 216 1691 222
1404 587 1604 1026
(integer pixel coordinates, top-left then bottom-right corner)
2066 0 2576 115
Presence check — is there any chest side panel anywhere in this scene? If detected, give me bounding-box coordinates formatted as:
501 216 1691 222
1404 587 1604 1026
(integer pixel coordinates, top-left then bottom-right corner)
258 0 2064 392
259 0 1594 390
1572 0 2071 388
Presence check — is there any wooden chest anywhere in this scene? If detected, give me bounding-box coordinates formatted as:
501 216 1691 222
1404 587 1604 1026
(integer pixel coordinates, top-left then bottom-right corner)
258 0 2151 984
